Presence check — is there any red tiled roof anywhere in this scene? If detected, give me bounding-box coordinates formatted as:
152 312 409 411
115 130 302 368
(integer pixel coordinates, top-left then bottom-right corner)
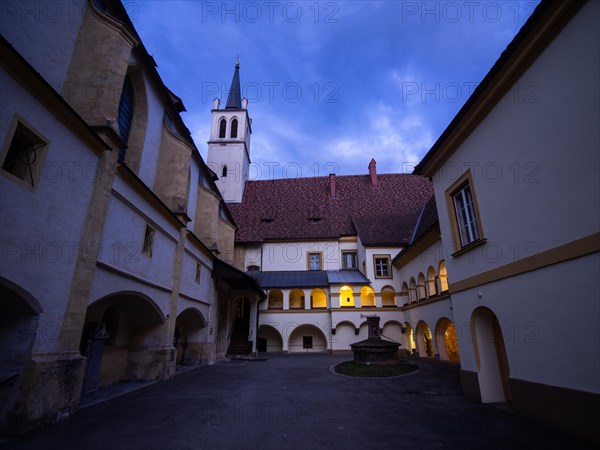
228 173 433 244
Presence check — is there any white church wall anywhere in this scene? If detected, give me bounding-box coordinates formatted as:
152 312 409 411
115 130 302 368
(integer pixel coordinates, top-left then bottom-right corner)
0 67 99 354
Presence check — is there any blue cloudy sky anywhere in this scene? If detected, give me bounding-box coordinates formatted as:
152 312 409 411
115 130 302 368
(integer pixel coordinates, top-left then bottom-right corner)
131 1 540 179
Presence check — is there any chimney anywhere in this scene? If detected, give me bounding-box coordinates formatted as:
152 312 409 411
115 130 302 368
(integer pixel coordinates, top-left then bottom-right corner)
369 159 378 186
329 173 336 198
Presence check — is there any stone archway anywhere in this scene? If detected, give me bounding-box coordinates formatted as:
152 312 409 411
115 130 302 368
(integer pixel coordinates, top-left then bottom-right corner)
415 320 434 357
288 324 327 353
471 307 511 402
80 292 166 395
435 318 460 361
0 278 42 433
257 325 283 353
174 308 206 365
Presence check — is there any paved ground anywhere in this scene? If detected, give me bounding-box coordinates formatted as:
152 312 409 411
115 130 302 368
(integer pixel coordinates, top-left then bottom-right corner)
1 354 595 450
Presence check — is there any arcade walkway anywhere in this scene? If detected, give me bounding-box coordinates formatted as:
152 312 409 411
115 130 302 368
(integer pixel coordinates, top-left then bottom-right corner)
1 355 594 449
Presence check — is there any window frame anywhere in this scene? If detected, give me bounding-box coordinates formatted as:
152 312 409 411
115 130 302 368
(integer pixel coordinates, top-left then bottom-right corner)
142 224 155 257
373 254 392 279
306 252 323 271
1 117 49 190
444 170 486 255
341 251 358 270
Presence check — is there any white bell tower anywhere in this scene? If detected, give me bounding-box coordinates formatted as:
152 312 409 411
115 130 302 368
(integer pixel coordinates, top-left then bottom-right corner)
206 62 251 204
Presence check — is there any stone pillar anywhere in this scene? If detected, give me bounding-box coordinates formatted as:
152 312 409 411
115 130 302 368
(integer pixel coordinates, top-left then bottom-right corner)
375 294 382 308
282 289 290 310
304 289 311 310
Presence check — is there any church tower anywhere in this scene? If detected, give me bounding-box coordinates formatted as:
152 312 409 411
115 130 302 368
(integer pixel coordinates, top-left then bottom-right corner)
207 62 251 203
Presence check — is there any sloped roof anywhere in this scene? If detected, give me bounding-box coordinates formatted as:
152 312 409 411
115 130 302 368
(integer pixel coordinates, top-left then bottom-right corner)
248 270 370 288
225 62 242 109
228 173 433 244
409 195 438 244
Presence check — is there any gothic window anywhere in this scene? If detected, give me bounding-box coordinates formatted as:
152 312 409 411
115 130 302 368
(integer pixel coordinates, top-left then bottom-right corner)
230 118 238 138
222 165 228 177
118 75 134 143
219 118 227 138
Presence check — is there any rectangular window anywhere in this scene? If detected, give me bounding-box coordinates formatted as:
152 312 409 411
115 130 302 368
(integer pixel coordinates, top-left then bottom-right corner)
195 262 201 283
142 225 155 257
374 255 392 278
341 251 358 269
1 120 47 188
445 170 485 252
307 252 322 271
303 336 313 349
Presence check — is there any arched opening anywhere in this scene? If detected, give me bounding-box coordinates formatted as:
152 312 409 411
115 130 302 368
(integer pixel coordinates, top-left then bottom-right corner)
382 320 403 343
222 165 228 178
310 288 327 309
401 282 409 306
289 289 304 309
79 292 166 395
360 286 375 307
218 118 227 138
230 118 238 138
435 318 460 361
415 320 434 357
288 324 327 353
257 325 283 353
333 321 357 350
439 260 449 292
267 289 283 309
174 308 206 365
404 322 416 355
340 285 355 308
427 266 438 297
471 307 511 402
417 272 426 300
0 279 41 432
381 285 396 306
409 277 417 303
226 297 252 357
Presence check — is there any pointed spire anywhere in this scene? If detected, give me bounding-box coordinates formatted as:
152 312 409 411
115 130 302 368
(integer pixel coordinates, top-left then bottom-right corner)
225 61 242 109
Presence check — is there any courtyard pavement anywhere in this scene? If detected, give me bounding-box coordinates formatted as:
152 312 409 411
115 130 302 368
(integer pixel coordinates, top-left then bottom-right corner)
1 354 595 450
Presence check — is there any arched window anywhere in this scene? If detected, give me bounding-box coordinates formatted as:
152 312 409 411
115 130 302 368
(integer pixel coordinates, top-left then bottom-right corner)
439 260 449 292
222 165 228 178
118 75 134 143
417 273 426 300
219 118 227 138
230 118 238 138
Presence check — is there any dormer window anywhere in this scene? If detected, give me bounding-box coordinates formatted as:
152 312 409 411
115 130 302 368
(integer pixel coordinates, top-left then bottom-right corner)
309 217 321 223
230 118 238 138
262 218 273 224
218 118 226 138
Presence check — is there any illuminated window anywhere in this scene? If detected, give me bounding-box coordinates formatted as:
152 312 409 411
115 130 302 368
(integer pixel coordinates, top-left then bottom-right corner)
374 255 391 278
341 251 357 269
307 252 322 271
446 170 485 251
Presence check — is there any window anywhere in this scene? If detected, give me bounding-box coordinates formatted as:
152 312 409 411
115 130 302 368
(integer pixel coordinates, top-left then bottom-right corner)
307 252 322 271
1 120 47 188
218 118 227 138
446 170 485 252
374 255 392 278
262 218 273 223
303 336 313 349
247 265 260 272
118 75 134 143
195 262 201 283
230 118 238 138
222 165 228 177
341 251 357 269
142 225 155 257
